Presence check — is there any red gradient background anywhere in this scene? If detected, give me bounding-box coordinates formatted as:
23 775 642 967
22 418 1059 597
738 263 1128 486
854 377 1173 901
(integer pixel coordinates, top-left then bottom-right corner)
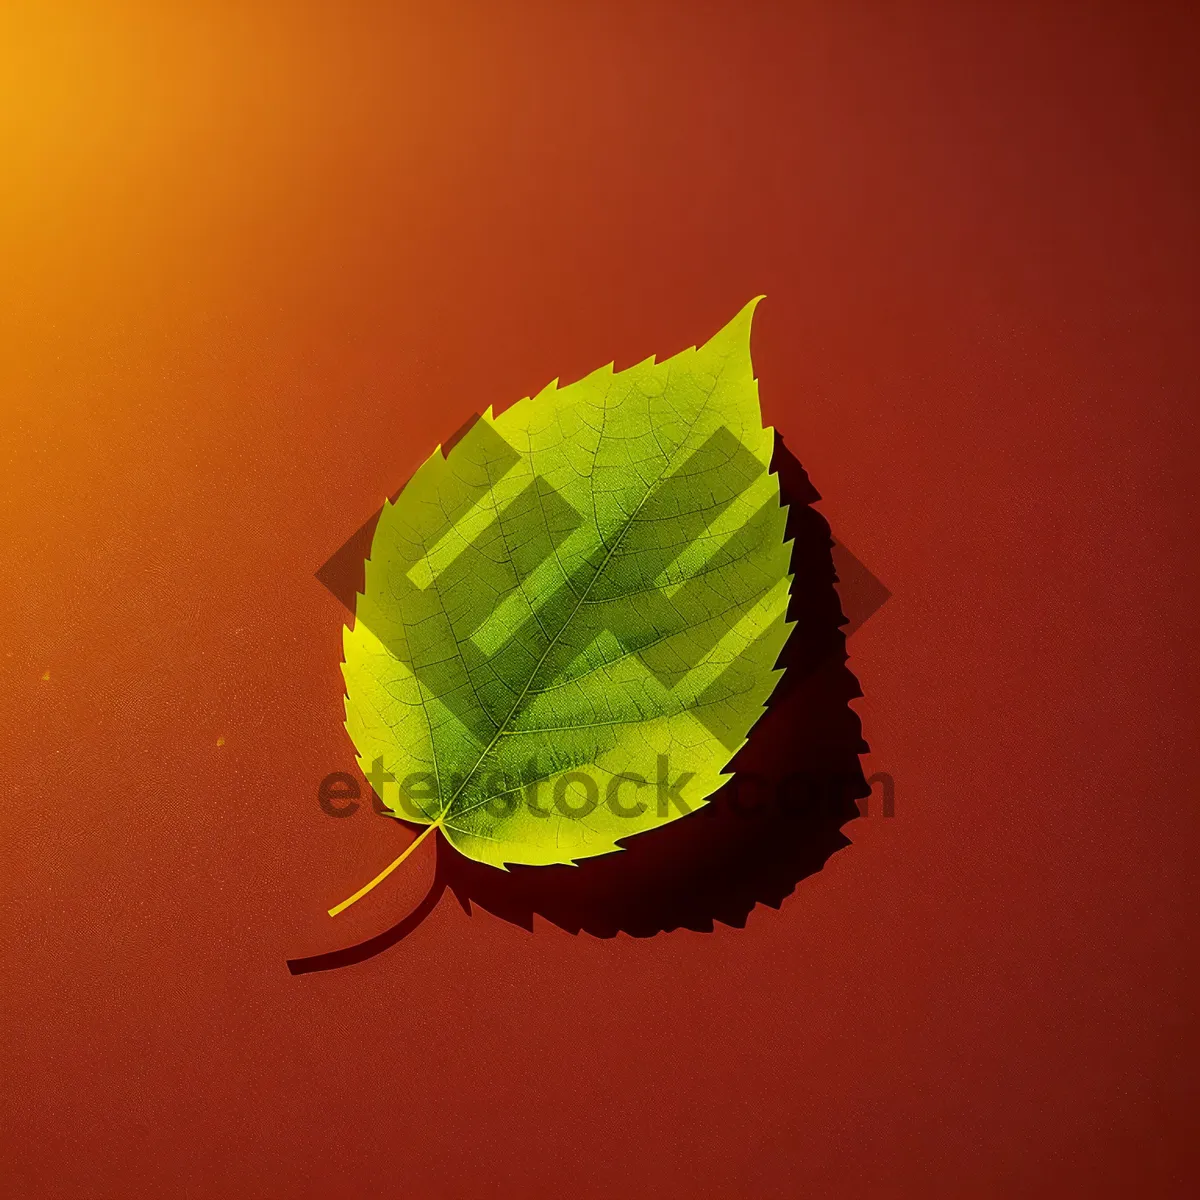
3 3 1197 1196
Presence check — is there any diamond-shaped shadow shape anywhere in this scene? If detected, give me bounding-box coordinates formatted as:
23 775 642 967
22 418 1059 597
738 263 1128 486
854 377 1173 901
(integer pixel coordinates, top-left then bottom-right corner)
830 540 892 636
314 412 482 614
315 412 889 643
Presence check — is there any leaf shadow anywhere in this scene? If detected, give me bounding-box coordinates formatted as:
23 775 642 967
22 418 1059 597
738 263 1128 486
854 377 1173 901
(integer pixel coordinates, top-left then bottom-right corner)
288 431 871 971
438 432 870 936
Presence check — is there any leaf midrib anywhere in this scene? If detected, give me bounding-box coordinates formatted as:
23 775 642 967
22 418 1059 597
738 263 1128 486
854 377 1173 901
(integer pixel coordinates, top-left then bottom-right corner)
431 381 720 834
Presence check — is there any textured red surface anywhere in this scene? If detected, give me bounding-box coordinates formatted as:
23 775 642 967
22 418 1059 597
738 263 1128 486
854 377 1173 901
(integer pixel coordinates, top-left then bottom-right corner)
3 3 1197 1196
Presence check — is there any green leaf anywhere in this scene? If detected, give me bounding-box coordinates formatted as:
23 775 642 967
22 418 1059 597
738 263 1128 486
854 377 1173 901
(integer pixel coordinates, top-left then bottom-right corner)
334 298 793 910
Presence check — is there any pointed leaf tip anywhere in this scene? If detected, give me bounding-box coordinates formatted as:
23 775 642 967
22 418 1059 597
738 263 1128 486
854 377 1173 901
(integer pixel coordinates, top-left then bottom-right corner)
737 294 766 331
702 296 765 360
